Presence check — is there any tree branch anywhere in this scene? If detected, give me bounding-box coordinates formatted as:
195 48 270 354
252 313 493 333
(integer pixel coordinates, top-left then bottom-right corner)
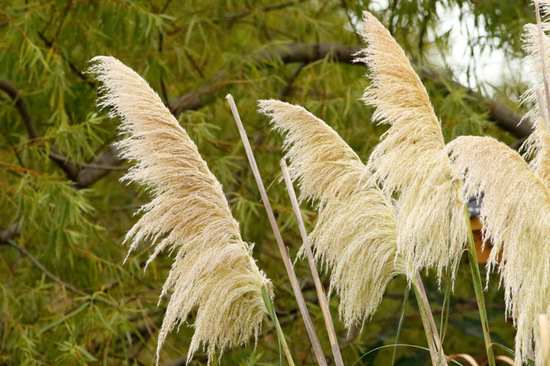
167 0 304 36
168 42 531 138
1 43 530 245
76 147 123 189
0 78 122 187
4 239 116 306
0 79 39 139
0 78 80 180
0 221 20 244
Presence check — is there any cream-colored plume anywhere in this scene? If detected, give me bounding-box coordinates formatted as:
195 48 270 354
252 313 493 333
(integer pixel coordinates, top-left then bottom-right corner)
521 2 550 189
446 136 550 365
89 56 270 364
356 11 468 282
259 99 403 327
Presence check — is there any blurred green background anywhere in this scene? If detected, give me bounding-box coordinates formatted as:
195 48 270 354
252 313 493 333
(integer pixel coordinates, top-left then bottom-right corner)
0 0 534 364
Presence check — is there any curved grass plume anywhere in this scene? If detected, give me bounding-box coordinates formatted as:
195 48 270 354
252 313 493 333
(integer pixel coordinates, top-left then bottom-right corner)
89 56 270 364
259 99 403 328
356 11 468 283
447 136 550 365
522 0 550 190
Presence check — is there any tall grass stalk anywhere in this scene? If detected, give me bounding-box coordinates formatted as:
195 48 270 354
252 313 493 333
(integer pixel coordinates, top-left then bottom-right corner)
464 206 496 366
412 273 447 365
280 159 344 366
226 94 328 366
539 315 550 366
261 285 295 366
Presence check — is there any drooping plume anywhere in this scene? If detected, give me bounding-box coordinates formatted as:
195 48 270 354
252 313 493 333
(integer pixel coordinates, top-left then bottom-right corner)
521 1 550 189
89 56 270 364
356 11 468 282
447 136 550 365
259 99 403 327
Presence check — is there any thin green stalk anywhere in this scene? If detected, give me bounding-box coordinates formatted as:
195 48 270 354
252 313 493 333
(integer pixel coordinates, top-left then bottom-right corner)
262 285 295 366
464 206 496 366
412 273 447 366
392 286 410 365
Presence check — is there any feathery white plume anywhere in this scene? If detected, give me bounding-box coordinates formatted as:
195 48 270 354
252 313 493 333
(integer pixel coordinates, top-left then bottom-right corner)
259 99 403 327
522 2 550 189
356 11 468 282
447 136 550 365
89 56 270 364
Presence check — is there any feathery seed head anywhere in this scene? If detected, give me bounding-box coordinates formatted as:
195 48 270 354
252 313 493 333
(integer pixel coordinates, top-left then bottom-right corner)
259 99 404 327
89 56 270 365
356 12 468 283
522 13 550 190
446 136 550 365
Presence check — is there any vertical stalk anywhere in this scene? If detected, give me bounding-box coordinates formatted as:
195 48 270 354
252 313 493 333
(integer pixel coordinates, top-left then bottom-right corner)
540 315 550 366
280 159 345 366
412 273 447 366
262 285 296 366
226 94 328 366
464 206 496 366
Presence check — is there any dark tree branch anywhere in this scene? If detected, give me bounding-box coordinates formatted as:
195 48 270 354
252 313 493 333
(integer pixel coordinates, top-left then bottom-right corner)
37 31 96 88
420 67 531 138
1 42 529 196
4 239 116 306
167 0 304 36
0 78 122 188
168 74 229 116
277 62 305 101
76 147 123 189
0 79 38 139
0 78 80 180
1 43 530 244
0 221 20 244
168 42 532 139
253 42 361 64
488 102 532 138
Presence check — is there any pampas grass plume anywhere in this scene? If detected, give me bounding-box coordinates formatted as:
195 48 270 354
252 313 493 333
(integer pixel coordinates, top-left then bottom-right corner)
356 11 468 282
89 56 270 364
259 99 403 327
447 136 550 365
522 1 550 189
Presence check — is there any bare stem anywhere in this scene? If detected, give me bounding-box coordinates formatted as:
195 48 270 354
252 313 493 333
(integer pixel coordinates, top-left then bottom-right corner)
536 88 550 130
412 272 447 365
464 206 496 366
279 159 344 366
226 94 327 366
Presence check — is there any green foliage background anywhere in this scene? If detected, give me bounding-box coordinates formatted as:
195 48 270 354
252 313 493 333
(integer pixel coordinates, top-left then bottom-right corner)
0 0 533 364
